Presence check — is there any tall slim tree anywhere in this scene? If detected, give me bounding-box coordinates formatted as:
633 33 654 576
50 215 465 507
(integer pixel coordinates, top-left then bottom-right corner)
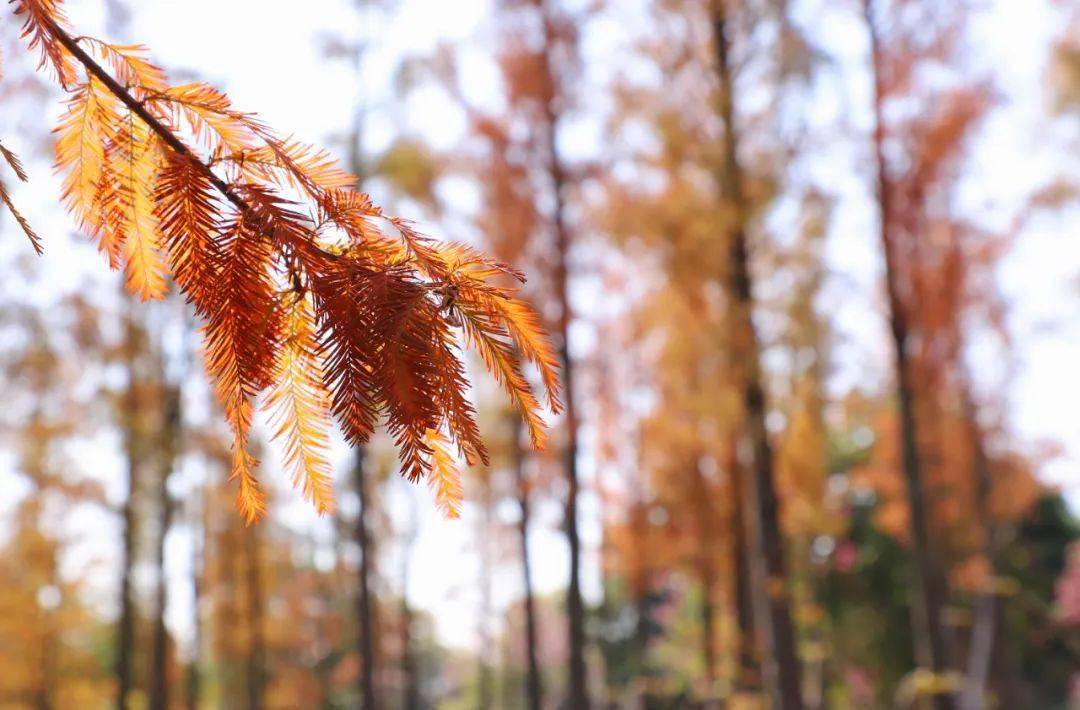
244 517 265 710
149 385 179 710
469 107 547 710
352 453 377 708
708 2 803 707
532 2 588 701
115 306 144 710
476 466 496 709
341 2 381 703
463 1 586 698
398 493 421 710
729 436 759 695
860 3 980 704
863 2 950 689
511 417 544 710
185 481 207 710
150 314 185 710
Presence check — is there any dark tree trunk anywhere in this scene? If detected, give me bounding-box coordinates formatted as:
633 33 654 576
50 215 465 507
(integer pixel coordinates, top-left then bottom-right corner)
345 23 380 702
730 441 760 694
863 4 954 707
117 470 137 710
478 476 495 710
513 418 544 710
399 495 421 710
185 491 205 710
691 456 718 700
244 525 265 710
959 383 1000 710
375 489 417 710
700 566 717 689
631 498 652 710
353 449 378 709
116 316 140 710
709 5 803 708
400 590 419 710
149 501 172 710
535 2 588 704
150 384 181 710
675 441 719 702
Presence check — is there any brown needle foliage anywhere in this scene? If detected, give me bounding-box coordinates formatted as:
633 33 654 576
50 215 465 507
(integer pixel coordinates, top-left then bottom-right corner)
9 0 561 522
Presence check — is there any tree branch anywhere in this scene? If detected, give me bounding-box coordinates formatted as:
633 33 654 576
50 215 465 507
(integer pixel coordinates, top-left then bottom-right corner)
42 15 252 215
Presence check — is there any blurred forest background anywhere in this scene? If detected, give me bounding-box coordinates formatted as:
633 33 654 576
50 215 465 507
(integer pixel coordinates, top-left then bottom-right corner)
1 0 1080 708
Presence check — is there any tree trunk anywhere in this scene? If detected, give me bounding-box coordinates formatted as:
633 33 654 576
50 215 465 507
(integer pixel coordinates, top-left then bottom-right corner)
106 0 137 690
344 20 380 702
149 495 172 710
478 475 495 710
691 458 718 701
631 497 652 710
116 314 140 710
862 4 953 707
729 440 760 695
959 384 999 710
244 525 265 710
513 418 544 710
709 4 803 708
150 383 181 710
353 449 378 708
681 441 720 703
535 2 588 704
117 466 137 710
400 574 419 710
398 490 421 710
186 489 206 710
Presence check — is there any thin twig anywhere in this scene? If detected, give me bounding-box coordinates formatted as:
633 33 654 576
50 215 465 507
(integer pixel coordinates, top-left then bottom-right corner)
42 15 252 214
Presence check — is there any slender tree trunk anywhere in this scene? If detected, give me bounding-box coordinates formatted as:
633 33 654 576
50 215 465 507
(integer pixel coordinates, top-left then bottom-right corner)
699 565 717 696
631 497 652 710
679 439 720 703
534 2 588 704
215 495 243 707
478 475 495 710
398 492 421 710
709 4 803 708
344 20 380 701
149 497 172 710
108 3 137 694
186 490 206 710
244 525 265 710
400 557 419 710
729 440 760 695
560 375 587 709
117 466 137 710
513 418 544 710
959 384 999 710
150 383 181 710
862 4 953 707
691 462 718 702
116 314 140 710
353 450 378 708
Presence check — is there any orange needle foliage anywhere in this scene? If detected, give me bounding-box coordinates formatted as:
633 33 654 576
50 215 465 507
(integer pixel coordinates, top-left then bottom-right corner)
10 0 561 522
